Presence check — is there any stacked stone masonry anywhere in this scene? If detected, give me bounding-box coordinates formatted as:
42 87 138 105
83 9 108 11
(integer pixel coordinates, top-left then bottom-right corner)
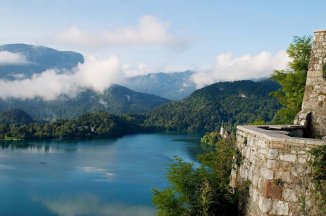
301 30 326 137
231 125 325 216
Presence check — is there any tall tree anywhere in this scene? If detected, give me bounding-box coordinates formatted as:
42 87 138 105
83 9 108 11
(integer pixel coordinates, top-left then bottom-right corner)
271 36 312 124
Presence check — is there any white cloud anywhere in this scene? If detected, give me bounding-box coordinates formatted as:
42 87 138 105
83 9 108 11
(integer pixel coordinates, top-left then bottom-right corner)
191 51 289 88
0 51 29 65
0 55 123 100
56 15 189 50
37 195 155 216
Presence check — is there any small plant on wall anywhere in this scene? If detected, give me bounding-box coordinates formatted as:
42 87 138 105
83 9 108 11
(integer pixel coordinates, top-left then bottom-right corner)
309 145 326 214
323 63 326 79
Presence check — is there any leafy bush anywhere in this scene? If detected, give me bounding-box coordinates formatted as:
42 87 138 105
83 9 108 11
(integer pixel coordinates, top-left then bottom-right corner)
153 135 239 216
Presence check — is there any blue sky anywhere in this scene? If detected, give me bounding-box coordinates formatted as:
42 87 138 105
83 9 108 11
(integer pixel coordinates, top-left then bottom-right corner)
0 0 325 82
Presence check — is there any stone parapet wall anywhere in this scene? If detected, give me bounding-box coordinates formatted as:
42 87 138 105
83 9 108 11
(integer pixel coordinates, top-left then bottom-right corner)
231 125 325 216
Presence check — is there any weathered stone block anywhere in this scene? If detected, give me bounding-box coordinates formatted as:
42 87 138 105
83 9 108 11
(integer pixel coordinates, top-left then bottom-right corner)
280 154 297 162
270 200 289 215
283 188 299 202
263 180 283 200
260 167 273 180
258 196 272 213
266 159 277 169
297 156 307 164
267 149 279 159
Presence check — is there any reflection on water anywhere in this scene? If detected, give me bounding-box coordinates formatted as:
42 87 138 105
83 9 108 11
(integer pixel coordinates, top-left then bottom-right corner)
0 133 202 216
36 194 155 216
0 141 77 153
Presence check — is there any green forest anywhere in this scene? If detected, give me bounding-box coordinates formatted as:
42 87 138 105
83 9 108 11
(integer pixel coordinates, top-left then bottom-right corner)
0 111 149 140
145 79 280 131
0 79 282 141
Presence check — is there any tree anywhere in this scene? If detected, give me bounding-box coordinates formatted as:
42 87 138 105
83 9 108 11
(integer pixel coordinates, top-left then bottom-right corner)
152 135 238 216
271 36 312 124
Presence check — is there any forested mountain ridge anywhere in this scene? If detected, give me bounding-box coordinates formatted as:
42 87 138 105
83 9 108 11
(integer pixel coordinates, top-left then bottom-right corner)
145 79 281 131
0 85 170 120
0 80 281 140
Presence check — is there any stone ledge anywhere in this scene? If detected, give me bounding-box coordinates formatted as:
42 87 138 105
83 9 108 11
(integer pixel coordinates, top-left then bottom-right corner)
237 125 325 147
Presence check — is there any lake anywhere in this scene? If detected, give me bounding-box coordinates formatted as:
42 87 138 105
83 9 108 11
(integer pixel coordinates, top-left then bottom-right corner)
0 133 203 216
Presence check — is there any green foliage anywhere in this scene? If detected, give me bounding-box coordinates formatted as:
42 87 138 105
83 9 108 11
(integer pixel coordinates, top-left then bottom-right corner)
323 64 326 79
309 145 326 182
201 131 221 145
248 118 266 125
287 36 312 71
271 36 312 124
273 178 284 187
146 79 280 132
153 135 238 216
309 145 326 214
0 111 149 140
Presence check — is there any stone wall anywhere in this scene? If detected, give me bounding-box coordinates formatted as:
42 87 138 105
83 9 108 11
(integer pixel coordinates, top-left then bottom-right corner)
301 30 326 137
231 125 325 216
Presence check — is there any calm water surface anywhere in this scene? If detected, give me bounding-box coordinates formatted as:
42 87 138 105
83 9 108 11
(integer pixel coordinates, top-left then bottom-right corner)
0 133 203 216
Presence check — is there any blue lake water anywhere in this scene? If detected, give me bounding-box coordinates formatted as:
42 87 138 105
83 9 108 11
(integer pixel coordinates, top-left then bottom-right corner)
0 133 203 216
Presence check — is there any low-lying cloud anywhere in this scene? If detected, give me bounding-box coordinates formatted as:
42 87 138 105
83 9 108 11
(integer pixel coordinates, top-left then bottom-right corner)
0 55 122 100
0 49 289 100
191 51 289 88
56 15 189 50
0 51 29 65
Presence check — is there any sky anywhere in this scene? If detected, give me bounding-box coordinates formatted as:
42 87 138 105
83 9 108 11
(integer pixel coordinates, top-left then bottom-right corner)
0 0 325 99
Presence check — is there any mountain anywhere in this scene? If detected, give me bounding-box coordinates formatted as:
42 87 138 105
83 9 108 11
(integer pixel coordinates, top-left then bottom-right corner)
145 79 281 131
123 71 196 100
0 85 170 120
0 108 34 124
0 44 84 79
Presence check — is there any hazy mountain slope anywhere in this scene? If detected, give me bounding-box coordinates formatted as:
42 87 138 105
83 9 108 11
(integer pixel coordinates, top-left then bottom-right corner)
145 79 281 131
0 109 34 124
0 85 170 120
123 71 196 100
0 44 84 79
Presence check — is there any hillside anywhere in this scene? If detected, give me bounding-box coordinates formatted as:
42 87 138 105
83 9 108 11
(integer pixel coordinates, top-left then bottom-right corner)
0 44 84 79
123 71 196 100
145 79 281 131
0 109 34 124
0 85 170 120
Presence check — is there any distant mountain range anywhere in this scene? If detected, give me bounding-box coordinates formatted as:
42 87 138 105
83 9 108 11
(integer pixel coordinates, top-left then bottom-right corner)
0 44 171 119
0 44 280 129
123 71 196 100
0 44 196 100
